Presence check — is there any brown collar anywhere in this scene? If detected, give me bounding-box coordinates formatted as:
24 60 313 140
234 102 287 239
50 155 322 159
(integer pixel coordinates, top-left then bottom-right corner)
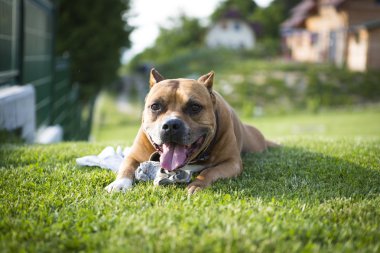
190 110 219 163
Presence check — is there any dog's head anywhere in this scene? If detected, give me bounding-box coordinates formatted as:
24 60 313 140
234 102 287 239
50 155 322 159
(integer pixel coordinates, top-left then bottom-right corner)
142 69 217 171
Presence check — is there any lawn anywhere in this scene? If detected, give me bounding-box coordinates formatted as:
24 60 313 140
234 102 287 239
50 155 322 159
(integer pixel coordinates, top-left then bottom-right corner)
1 104 380 252
92 91 380 142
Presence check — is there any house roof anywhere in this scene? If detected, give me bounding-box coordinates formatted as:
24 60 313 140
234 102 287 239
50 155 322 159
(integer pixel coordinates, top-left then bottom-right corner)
291 0 317 15
281 0 350 29
214 9 263 37
222 9 243 20
319 0 346 7
281 0 317 29
281 13 308 29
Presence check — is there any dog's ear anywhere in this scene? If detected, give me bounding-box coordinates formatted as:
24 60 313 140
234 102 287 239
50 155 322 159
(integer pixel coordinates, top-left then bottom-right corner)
198 71 214 91
149 68 165 88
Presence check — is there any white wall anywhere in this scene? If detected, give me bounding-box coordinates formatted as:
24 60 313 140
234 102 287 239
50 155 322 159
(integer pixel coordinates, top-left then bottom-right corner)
0 85 35 142
206 19 255 49
347 29 368 72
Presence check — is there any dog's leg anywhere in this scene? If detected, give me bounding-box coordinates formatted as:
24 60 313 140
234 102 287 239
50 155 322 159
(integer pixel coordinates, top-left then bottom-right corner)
105 128 154 193
187 158 242 194
105 158 139 192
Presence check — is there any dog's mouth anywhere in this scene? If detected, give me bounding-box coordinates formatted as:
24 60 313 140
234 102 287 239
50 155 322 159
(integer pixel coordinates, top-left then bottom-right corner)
152 135 206 171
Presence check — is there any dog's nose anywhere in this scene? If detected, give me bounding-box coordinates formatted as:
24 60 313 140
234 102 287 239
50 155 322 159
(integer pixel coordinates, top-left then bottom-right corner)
161 118 184 134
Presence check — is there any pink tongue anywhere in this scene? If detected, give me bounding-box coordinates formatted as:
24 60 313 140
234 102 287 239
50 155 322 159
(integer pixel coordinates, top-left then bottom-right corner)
160 143 187 171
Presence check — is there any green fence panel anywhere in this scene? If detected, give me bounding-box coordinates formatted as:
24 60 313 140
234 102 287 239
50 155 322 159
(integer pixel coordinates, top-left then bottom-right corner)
52 57 69 126
52 57 94 140
1 0 94 141
0 0 20 85
22 0 54 126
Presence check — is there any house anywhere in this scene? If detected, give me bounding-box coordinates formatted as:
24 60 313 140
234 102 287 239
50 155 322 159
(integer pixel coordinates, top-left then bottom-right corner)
205 10 257 50
281 0 380 71
346 20 380 71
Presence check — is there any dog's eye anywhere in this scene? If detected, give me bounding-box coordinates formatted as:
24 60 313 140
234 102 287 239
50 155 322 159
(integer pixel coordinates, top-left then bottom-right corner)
189 104 202 114
150 103 161 112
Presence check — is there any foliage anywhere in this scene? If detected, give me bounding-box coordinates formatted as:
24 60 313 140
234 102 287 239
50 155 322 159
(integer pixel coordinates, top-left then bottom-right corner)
135 49 380 116
151 47 238 78
155 16 206 56
92 88 380 142
0 129 23 144
211 0 257 22
211 0 302 39
306 68 380 109
272 0 303 15
1 111 380 252
127 16 206 72
56 0 133 100
251 4 285 38
125 0 303 74
91 92 141 142
255 0 301 38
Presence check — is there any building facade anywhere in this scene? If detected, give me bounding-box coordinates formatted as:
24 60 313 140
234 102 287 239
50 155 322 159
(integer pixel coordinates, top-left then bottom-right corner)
205 10 257 50
281 0 380 71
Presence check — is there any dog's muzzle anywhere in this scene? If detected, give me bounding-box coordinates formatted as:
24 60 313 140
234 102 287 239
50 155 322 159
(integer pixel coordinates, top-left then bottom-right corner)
148 117 208 172
159 118 186 144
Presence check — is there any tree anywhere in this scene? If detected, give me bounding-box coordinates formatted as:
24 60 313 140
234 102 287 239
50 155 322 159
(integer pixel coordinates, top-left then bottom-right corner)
210 0 302 39
211 0 257 22
251 3 285 38
252 0 302 38
272 0 303 15
128 15 206 70
56 0 132 100
155 16 206 56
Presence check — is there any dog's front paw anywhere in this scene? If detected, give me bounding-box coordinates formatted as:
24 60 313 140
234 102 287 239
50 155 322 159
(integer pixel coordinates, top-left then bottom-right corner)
105 178 133 193
187 180 209 195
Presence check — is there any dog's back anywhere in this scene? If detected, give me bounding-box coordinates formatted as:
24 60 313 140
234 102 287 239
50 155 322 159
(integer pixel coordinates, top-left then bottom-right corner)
214 91 273 153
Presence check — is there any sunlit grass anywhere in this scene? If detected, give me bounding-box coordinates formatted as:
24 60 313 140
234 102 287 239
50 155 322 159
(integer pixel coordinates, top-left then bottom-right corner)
2 92 380 252
91 91 380 142
249 104 380 139
1 137 380 252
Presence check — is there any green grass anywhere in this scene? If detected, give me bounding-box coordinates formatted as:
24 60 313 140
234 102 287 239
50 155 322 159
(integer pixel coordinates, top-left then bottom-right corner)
91 92 141 143
249 105 380 139
2 104 380 252
92 91 380 142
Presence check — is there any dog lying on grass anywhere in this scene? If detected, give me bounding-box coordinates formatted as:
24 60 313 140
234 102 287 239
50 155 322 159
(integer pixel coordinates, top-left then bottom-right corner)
106 69 277 194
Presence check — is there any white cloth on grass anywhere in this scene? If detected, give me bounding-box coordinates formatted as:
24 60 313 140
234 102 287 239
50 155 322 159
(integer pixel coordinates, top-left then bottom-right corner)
76 146 193 185
76 146 129 172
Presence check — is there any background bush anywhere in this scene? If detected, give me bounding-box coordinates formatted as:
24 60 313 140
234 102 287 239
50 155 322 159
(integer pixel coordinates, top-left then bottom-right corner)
128 47 380 116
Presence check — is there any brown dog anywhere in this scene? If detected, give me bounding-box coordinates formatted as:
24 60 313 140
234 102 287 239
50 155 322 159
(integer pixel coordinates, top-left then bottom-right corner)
105 69 276 194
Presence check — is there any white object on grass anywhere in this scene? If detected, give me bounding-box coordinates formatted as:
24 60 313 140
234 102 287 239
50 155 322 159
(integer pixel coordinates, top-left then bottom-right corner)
76 146 125 172
35 125 63 144
105 178 133 193
76 146 161 180
76 146 206 187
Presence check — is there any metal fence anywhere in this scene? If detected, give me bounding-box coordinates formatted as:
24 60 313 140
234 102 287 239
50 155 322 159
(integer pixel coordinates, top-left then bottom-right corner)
22 0 54 126
0 0 20 85
0 0 93 140
52 57 94 140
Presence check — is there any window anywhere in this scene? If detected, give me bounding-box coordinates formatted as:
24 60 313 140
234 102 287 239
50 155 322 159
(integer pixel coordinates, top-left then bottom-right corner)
296 33 303 47
354 31 360 43
234 22 240 31
221 21 227 30
311 33 319 46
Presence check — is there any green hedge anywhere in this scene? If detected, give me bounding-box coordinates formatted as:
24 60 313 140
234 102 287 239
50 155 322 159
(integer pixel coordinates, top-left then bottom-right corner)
129 47 380 116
